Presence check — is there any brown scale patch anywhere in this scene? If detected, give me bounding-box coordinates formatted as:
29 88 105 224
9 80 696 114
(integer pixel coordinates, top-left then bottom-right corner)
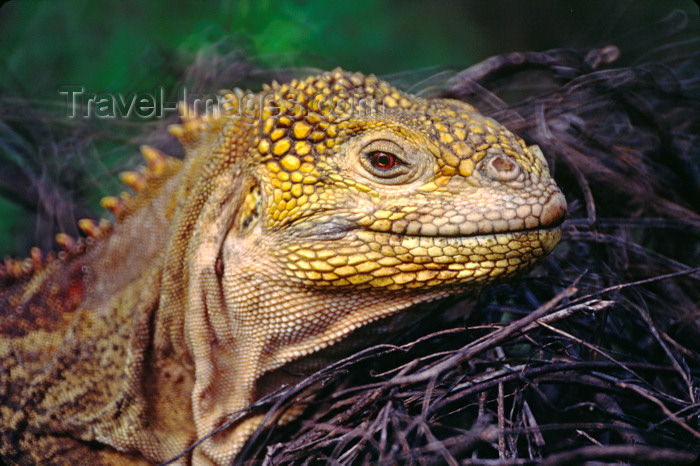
0 260 86 338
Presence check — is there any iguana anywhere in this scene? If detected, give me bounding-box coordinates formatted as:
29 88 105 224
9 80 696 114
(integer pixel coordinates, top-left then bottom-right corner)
0 69 566 464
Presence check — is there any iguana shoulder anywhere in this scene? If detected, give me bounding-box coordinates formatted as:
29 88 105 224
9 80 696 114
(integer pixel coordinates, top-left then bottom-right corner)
0 69 566 464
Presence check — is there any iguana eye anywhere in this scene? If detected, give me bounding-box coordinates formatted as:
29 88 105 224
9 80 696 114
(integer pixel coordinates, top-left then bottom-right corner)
362 148 409 180
368 151 399 170
349 134 429 186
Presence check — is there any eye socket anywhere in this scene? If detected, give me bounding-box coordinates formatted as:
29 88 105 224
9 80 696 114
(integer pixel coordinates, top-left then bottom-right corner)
351 135 428 186
362 148 409 180
367 151 399 170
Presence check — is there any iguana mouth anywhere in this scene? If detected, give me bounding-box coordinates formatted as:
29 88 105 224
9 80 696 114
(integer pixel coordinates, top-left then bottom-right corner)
356 227 562 247
361 190 568 239
364 221 564 239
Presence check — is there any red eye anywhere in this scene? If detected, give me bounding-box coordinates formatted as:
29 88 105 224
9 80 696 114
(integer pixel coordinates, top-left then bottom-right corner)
368 151 398 170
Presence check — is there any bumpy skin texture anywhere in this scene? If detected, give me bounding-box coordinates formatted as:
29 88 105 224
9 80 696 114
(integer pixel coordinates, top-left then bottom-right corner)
0 69 566 464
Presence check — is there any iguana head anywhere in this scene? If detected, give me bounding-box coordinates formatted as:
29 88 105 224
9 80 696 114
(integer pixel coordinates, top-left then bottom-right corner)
217 69 566 292
156 68 566 462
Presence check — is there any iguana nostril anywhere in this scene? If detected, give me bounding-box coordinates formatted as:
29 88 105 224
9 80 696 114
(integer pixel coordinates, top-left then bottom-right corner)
485 155 521 182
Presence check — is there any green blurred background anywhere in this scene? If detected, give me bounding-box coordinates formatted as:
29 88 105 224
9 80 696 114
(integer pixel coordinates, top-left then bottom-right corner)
0 0 697 256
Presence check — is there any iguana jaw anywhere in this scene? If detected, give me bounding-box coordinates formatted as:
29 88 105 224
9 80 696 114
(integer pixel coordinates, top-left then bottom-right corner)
268 182 566 291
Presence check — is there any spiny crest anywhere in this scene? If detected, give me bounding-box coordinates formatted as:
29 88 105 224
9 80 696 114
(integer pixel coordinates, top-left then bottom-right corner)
0 239 83 282
77 218 112 240
103 144 181 222
168 101 226 146
2 145 180 283
0 248 54 281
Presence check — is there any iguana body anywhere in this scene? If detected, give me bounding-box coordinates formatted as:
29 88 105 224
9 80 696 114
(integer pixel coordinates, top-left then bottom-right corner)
0 69 566 464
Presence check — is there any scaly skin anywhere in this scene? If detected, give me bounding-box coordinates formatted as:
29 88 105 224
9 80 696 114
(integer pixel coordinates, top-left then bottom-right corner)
0 69 566 464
